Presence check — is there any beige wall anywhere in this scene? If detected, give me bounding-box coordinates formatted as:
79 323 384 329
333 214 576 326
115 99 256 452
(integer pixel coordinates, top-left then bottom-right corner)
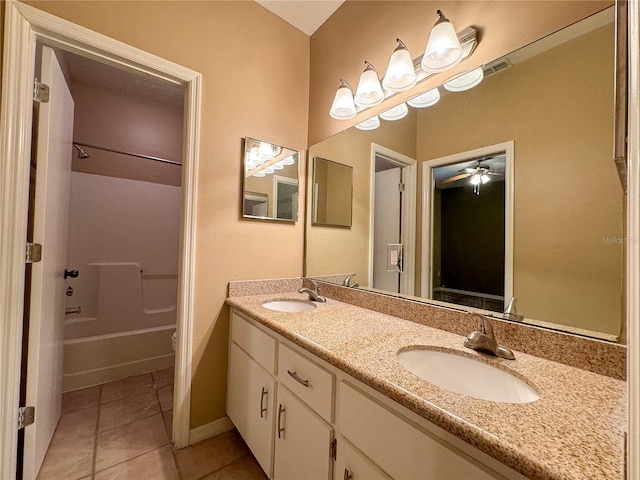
24 0 310 428
306 109 416 285
309 1 612 145
70 81 183 186
415 24 622 336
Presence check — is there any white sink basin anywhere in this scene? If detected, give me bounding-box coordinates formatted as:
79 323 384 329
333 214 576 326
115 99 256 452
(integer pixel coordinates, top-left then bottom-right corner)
262 300 317 313
396 349 539 403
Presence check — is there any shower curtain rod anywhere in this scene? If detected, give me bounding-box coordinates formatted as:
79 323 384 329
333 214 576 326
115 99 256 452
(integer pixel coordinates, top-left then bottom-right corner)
73 141 182 166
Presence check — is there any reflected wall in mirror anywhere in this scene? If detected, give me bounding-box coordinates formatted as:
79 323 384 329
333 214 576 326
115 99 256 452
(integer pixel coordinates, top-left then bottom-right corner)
243 137 299 221
305 7 624 341
312 157 353 227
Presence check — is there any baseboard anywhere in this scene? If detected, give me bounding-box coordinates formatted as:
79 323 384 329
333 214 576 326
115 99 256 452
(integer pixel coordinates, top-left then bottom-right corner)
188 416 234 445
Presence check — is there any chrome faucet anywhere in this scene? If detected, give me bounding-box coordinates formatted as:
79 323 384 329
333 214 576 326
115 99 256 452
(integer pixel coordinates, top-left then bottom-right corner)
299 279 327 302
503 297 524 322
342 274 359 288
464 313 515 360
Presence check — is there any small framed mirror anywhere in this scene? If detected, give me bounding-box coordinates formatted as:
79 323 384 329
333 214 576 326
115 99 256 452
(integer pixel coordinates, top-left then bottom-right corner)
312 157 353 227
242 137 299 222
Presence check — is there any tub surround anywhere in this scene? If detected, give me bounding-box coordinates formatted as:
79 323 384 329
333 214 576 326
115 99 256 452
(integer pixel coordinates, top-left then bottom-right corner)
227 279 626 480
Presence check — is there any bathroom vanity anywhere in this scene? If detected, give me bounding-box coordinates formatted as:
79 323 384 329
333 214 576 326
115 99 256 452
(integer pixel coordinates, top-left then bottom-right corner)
226 281 626 480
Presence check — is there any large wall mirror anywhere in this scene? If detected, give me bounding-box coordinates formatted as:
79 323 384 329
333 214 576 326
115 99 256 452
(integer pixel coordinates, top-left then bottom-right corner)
243 137 299 222
306 6 625 341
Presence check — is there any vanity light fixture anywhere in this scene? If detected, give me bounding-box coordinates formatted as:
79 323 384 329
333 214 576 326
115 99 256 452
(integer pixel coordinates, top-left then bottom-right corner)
329 10 478 120
421 10 463 73
443 67 484 92
258 141 281 160
273 161 284 170
407 87 440 108
253 171 266 177
382 39 417 92
355 115 381 131
330 79 357 120
282 155 295 166
379 102 408 121
354 61 384 107
263 166 275 174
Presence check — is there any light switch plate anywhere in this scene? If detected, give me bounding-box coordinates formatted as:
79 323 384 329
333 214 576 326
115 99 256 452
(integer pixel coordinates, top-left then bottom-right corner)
387 243 403 272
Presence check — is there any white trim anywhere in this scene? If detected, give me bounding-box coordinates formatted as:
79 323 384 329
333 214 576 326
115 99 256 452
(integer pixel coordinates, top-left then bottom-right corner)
421 141 515 307
0 2 201 475
369 143 417 295
189 416 235 445
627 0 639 477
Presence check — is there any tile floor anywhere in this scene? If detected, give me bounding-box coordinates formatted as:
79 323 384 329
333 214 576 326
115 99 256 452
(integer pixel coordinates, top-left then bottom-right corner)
36 369 267 480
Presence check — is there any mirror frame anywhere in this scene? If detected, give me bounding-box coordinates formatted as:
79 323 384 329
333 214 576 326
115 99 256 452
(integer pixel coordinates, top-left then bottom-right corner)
241 136 300 223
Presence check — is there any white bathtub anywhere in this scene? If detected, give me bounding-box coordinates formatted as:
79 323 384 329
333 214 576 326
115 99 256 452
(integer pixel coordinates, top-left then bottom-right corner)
63 324 175 392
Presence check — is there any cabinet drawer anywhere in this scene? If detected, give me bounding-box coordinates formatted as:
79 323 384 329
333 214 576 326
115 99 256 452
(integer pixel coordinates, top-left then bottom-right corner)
231 311 276 374
334 436 391 480
278 343 334 422
338 381 503 480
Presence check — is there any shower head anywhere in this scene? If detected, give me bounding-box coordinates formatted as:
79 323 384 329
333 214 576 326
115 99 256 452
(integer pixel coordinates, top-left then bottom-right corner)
73 143 90 159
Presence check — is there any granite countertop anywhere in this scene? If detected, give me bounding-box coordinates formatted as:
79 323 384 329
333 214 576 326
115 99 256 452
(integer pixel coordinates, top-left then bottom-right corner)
226 292 627 480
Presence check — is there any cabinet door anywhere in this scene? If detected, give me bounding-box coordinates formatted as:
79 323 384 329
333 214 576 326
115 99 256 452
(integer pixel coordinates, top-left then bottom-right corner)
274 386 333 480
228 342 275 476
334 436 391 480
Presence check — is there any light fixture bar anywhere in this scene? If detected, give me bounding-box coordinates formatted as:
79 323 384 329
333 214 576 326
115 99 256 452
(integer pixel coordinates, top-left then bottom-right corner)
352 27 477 114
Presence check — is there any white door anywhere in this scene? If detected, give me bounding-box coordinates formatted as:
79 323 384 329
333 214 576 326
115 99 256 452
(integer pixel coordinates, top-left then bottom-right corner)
373 167 402 293
23 45 74 480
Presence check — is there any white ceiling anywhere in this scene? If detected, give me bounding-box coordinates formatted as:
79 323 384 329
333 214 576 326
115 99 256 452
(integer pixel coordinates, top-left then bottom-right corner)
256 0 344 36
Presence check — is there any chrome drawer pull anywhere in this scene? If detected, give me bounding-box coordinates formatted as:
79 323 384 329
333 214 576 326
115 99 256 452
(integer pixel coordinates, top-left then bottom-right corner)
277 404 285 439
260 387 268 418
287 369 310 388
344 468 353 480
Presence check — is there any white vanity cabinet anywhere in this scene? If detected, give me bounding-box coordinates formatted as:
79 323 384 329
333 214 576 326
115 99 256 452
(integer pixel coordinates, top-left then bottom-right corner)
228 311 335 480
228 309 522 480
227 313 278 475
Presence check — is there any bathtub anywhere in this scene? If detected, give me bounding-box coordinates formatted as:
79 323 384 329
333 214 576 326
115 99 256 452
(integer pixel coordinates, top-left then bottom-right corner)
63 324 175 392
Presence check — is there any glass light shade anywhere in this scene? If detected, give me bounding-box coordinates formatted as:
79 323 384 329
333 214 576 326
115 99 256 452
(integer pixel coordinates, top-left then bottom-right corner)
443 67 484 92
249 146 260 163
282 155 295 166
258 142 275 160
382 43 417 92
330 80 357 120
421 20 463 73
355 115 380 131
354 63 384 107
263 166 275 174
273 162 284 170
253 171 266 177
481 174 491 184
379 103 408 121
470 173 482 185
407 88 440 108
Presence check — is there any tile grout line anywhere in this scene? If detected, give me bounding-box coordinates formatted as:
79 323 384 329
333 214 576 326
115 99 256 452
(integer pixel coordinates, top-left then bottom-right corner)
152 371 183 480
90 384 102 480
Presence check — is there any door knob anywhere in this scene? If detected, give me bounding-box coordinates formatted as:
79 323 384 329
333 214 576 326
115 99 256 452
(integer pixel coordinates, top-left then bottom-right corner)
64 269 79 279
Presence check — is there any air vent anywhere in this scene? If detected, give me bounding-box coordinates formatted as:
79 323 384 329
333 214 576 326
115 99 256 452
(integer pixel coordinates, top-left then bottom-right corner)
483 58 513 78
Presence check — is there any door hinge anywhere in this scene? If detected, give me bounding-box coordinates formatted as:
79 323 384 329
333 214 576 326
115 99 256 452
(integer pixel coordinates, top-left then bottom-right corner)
398 182 405 192
330 438 337 461
18 406 35 429
26 242 43 264
34 79 50 103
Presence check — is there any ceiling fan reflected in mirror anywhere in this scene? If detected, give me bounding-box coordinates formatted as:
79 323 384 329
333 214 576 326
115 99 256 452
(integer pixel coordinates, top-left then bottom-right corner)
437 156 505 195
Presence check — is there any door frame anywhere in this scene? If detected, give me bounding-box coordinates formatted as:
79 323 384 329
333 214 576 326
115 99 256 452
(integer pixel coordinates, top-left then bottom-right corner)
0 2 201 476
369 143 416 295
421 141 514 307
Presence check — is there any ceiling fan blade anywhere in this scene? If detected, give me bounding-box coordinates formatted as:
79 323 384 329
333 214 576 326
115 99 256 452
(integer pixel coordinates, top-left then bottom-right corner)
438 173 470 185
